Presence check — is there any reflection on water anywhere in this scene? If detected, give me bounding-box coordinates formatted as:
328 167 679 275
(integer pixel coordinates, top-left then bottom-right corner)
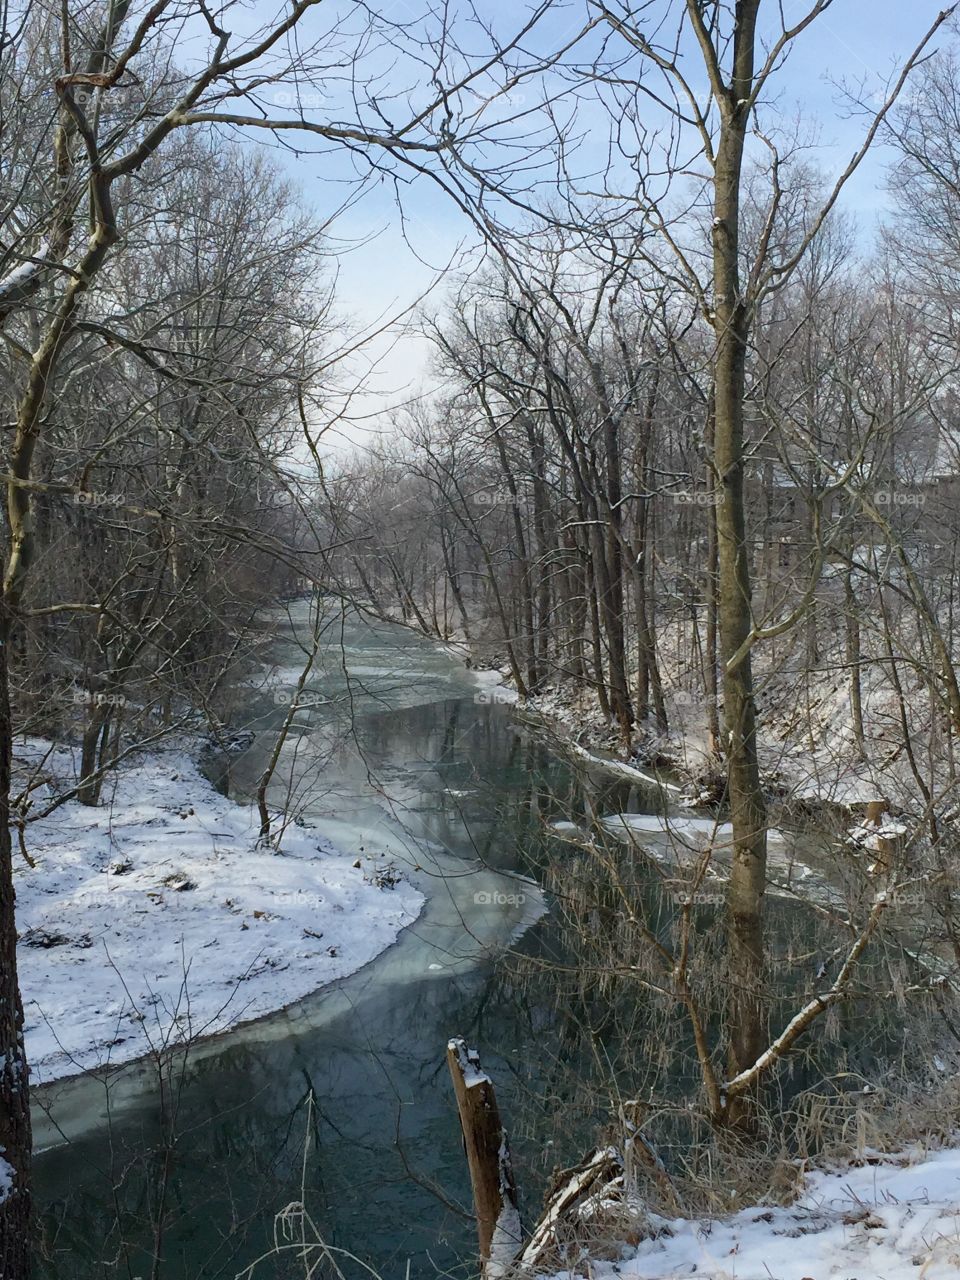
32 604 909 1279
33 606 669 1279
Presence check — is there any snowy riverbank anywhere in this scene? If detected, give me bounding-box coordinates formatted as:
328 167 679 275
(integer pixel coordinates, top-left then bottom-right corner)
472 660 914 819
572 1143 960 1280
14 738 424 1084
456 659 960 1280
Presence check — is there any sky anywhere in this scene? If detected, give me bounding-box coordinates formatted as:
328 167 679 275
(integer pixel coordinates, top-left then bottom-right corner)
251 1 957 448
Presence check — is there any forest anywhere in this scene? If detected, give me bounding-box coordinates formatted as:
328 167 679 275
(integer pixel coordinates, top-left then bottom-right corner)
3 2 960 1279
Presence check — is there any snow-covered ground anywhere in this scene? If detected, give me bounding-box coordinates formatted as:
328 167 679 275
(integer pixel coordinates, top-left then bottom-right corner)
473 613 954 822
567 741 682 792
14 739 423 1084
576 1145 960 1280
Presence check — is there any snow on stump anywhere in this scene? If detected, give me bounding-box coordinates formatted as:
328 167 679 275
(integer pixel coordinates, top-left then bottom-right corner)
446 1037 522 1279
857 798 906 874
514 1145 633 1271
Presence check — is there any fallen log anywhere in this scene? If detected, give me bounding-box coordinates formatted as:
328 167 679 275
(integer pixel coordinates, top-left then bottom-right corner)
515 1146 624 1270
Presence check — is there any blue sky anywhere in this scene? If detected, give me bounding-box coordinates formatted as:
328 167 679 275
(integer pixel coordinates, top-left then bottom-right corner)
257 1 955 443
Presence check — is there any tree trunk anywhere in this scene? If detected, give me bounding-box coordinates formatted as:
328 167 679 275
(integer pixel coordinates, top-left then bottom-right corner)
78 706 110 806
710 33 768 1083
704 390 722 758
585 548 612 719
601 414 634 745
0 612 32 1276
844 567 865 755
633 374 666 728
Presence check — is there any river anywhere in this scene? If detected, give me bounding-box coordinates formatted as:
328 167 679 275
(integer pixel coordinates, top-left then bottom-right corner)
31 602 673 1279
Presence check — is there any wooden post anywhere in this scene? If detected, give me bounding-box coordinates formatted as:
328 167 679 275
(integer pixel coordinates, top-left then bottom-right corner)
446 1037 522 1278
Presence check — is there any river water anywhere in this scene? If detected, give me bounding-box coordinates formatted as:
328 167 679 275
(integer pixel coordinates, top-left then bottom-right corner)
31 603 671 1279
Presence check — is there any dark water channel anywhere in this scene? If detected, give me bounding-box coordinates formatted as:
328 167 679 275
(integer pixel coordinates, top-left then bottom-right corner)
30 604 893 1280
31 606 675 1279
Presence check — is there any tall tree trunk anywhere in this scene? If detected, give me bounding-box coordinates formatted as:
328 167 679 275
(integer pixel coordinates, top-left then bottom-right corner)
496 438 538 690
710 19 769 1082
704 390 722 758
602 415 634 745
844 567 865 756
527 423 553 680
633 373 664 728
564 524 587 683
585 548 612 719
78 706 111 806
0 610 31 1275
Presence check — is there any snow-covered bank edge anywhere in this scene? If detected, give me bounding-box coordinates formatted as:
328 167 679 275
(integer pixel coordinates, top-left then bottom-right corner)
558 1142 960 1280
539 719 683 795
15 736 425 1086
459 656 881 829
455 658 960 1280
462 658 687 797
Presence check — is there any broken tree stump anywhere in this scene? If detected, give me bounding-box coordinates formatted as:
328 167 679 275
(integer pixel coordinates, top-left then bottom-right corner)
514 1145 625 1270
862 798 903 874
446 1037 522 1278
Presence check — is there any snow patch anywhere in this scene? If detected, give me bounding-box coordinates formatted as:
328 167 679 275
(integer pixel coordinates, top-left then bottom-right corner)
0 240 50 301
15 738 424 1083
568 743 682 792
567 1144 960 1280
